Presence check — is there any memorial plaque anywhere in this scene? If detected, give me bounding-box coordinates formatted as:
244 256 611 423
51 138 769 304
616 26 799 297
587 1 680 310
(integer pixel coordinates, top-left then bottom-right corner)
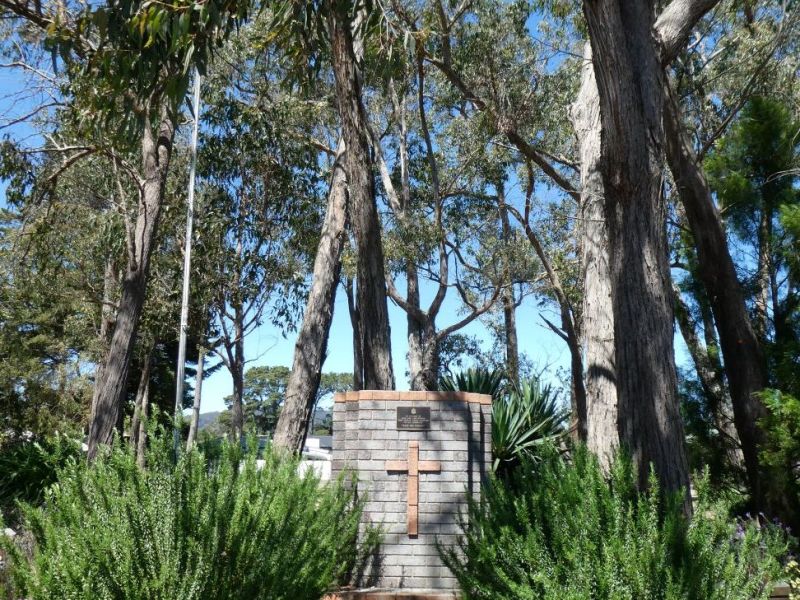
396 406 431 431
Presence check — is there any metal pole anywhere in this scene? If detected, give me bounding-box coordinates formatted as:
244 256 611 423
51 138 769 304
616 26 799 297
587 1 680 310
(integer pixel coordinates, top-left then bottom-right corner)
174 68 202 454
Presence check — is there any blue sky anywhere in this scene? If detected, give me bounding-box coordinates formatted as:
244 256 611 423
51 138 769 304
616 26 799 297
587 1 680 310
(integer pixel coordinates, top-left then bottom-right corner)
200 274 573 414
0 24 694 418
0 54 574 416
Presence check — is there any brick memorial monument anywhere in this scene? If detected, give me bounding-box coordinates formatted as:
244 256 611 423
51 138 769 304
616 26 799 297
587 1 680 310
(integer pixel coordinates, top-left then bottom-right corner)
331 390 492 598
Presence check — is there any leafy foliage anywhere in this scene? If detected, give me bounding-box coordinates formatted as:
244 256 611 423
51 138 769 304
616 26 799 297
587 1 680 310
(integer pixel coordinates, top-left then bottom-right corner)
1 435 373 599
0 435 81 526
441 446 790 600
45 0 250 132
439 367 506 399
759 390 800 530
491 378 568 475
440 368 567 474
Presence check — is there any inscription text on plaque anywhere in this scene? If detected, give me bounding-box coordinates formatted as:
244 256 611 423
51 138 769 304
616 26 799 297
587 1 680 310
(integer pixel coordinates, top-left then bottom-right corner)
396 406 431 431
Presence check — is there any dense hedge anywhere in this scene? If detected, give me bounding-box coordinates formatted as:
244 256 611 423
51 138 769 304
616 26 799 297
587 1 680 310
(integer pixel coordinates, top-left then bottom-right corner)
442 446 790 600
1 436 374 600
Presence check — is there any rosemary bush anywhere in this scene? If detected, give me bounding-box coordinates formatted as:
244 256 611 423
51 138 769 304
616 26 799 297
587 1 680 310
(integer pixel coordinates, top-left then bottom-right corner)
1 436 371 599
0 434 81 525
441 446 789 600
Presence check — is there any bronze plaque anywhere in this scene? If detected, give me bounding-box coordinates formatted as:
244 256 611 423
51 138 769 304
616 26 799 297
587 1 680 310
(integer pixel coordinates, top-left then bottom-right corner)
396 407 431 431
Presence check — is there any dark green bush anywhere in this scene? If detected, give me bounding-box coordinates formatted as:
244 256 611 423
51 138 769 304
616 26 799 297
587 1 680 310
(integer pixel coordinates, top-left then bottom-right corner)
0 434 81 525
440 367 506 399
490 379 567 475
441 368 567 475
759 390 800 531
1 436 372 599
441 446 789 600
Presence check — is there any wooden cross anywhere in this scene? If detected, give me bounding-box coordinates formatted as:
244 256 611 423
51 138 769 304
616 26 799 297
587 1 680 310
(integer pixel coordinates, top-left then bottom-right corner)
385 440 441 536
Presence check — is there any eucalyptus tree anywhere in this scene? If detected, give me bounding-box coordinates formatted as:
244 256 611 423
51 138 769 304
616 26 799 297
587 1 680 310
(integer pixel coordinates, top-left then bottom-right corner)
0 0 248 457
386 0 586 430
368 39 511 391
326 0 395 390
662 3 799 511
274 0 395 392
273 0 397 452
573 0 731 499
198 31 322 441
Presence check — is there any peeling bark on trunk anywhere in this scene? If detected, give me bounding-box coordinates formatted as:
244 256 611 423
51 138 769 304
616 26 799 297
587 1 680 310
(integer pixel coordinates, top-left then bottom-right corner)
664 88 768 506
571 43 617 461
88 109 175 460
271 143 348 452
186 345 206 451
584 1 690 500
328 2 394 390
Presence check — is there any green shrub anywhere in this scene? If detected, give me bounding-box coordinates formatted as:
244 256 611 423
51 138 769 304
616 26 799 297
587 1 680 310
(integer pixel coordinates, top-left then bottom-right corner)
0 434 81 525
491 379 567 475
440 367 506 399
759 389 800 531
441 368 567 475
441 446 789 600
1 435 372 600
787 558 800 599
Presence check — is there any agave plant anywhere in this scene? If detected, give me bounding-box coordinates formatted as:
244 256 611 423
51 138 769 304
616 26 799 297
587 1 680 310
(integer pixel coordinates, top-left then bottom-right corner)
492 379 569 475
439 368 568 475
439 368 506 400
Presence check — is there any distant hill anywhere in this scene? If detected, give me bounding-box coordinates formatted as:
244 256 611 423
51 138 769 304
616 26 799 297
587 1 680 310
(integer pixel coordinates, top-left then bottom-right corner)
197 411 221 430
195 406 332 434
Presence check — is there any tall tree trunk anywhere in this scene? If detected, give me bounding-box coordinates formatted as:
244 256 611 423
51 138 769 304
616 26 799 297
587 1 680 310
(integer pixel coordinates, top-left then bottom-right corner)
136 373 150 468
345 277 364 391
89 257 118 434
230 311 245 440
663 88 769 506
498 190 520 386
417 324 439 391
88 109 175 460
327 2 394 390
583 1 690 499
271 143 348 452
130 342 154 453
571 43 617 461
502 290 519 385
406 263 428 391
186 345 206 451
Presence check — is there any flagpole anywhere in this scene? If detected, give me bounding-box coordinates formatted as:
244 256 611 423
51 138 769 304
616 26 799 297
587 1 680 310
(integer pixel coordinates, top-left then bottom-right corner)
174 68 202 454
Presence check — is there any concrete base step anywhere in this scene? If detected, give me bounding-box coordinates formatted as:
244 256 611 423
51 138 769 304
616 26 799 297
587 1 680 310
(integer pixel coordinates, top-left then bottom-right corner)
324 589 459 600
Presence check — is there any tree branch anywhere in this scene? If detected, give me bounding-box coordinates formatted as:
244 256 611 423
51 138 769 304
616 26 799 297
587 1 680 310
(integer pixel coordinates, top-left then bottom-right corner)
655 0 721 66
